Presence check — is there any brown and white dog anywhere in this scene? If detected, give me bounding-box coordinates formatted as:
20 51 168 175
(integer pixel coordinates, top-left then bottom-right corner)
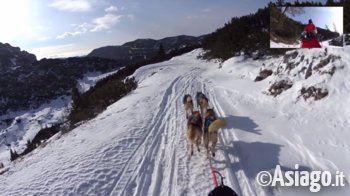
183 94 194 119
187 111 203 156
203 109 225 157
195 92 209 118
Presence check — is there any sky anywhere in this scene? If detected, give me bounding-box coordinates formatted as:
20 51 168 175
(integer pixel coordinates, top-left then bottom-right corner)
286 7 343 35
0 0 329 59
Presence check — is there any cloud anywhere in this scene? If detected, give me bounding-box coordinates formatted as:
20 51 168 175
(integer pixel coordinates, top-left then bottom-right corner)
126 14 134 20
50 0 91 12
90 14 123 32
56 14 125 39
57 24 90 39
56 32 77 39
105 6 118 12
56 22 92 39
27 43 91 59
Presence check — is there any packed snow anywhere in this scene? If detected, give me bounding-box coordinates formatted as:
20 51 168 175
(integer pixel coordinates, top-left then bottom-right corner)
1 48 350 195
270 40 301 48
77 69 120 93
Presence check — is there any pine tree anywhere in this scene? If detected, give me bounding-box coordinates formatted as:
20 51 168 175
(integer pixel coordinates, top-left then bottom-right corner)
10 149 19 161
157 43 165 58
343 0 350 34
71 86 80 105
326 0 335 5
276 0 285 6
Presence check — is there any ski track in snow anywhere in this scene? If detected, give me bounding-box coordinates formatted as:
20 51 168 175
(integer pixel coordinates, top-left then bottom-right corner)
1 49 350 196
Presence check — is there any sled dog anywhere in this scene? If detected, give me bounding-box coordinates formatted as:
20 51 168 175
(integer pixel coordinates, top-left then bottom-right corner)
187 111 203 156
183 94 194 119
195 92 209 117
203 109 225 157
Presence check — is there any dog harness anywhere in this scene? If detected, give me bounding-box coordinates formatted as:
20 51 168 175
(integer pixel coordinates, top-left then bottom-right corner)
188 113 202 127
204 115 216 133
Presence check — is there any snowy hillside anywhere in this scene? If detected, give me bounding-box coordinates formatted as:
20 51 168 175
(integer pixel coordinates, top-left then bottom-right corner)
77 69 120 93
0 69 120 166
1 48 350 196
270 40 301 48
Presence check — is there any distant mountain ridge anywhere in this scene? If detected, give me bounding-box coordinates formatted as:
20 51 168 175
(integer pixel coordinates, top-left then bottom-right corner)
0 42 122 116
0 43 37 72
88 35 203 64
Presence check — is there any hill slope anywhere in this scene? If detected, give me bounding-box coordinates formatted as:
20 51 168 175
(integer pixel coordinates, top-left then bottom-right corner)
0 43 123 116
88 35 202 64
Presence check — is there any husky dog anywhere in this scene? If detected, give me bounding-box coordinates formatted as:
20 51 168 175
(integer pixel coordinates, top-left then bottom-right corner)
183 94 194 119
203 109 225 157
187 111 203 156
195 92 209 117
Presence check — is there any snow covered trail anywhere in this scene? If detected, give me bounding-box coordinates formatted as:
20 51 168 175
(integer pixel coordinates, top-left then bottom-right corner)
1 49 350 196
109 67 213 196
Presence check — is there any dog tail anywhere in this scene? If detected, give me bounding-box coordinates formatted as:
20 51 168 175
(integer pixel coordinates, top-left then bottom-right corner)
208 119 225 133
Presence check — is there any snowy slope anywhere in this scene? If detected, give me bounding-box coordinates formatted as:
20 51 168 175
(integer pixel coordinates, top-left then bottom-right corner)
270 40 301 48
77 69 120 93
0 69 120 166
0 97 70 165
1 48 350 196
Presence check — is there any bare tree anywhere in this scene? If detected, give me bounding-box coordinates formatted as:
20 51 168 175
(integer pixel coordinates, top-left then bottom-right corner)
276 0 285 6
275 0 304 16
325 24 330 31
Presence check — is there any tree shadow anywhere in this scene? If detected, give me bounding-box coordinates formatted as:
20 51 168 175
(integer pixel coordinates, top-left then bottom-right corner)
223 115 262 135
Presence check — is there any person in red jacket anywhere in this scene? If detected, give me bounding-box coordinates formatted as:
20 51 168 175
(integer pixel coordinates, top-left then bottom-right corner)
302 19 317 39
300 19 321 48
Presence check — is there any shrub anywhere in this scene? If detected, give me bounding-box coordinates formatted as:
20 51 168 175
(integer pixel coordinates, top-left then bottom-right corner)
255 69 273 81
268 79 293 96
300 86 328 100
10 149 19 161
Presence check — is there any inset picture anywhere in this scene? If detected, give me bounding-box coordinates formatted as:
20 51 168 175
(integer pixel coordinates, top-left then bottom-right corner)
270 6 343 48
